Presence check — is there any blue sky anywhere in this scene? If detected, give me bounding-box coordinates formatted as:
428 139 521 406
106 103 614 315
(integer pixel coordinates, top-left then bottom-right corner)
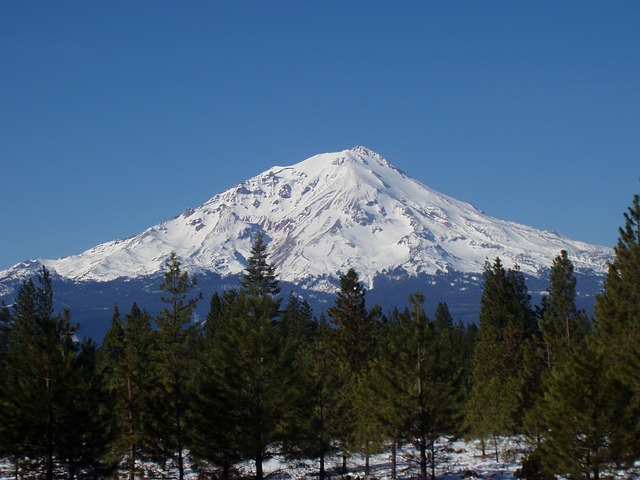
1 1 639 271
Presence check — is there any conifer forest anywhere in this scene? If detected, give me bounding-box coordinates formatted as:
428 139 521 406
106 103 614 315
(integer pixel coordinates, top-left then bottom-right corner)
1 194 639 480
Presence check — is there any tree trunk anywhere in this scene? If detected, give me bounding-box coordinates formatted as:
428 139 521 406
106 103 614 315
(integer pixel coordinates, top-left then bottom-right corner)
430 436 436 480
365 439 370 475
127 374 136 480
256 450 264 480
46 375 54 480
177 403 184 480
419 436 428 480
391 439 397 479
319 451 325 480
222 460 230 480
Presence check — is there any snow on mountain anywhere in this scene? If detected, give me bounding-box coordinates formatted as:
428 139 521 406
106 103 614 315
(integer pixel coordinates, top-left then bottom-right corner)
0 146 612 292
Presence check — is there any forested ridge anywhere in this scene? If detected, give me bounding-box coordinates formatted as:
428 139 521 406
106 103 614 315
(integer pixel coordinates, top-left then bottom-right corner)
0 195 639 480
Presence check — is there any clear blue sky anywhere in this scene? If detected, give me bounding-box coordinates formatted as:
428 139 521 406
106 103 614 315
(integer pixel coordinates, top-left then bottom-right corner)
1 1 639 271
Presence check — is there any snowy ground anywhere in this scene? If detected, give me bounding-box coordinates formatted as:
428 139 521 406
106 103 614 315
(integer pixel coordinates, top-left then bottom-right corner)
0 437 523 479
255 438 526 480
2 437 638 479
135 437 526 479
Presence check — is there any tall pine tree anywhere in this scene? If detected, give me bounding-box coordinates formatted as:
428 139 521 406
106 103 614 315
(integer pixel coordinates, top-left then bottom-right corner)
594 193 640 461
541 340 630 479
0 268 114 479
149 253 201 480
327 268 378 470
539 250 590 371
99 303 155 479
465 258 536 460
190 234 294 480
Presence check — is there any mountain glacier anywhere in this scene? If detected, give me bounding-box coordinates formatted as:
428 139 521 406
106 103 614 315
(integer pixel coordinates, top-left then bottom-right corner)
0 146 612 293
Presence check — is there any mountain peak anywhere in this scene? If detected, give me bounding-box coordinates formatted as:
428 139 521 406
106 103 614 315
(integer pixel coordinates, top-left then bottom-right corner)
0 147 613 290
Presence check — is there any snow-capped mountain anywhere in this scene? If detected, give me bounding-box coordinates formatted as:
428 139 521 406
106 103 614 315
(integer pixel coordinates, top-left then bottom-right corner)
1 146 611 292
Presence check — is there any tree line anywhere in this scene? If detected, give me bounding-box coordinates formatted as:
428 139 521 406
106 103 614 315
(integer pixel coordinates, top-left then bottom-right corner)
0 194 639 480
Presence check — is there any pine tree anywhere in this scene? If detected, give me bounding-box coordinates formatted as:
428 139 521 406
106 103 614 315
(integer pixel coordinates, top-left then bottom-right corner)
0 300 10 367
189 289 243 480
541 340 629 479
594 193 640 460
525 251 589 447
210 295 293 479
371 294 459 479
0 301 10 434
241 230 281 302
539 250 590 371
57 332 116 479
280 291 316 344
327 268 375 374
287 315 345 480
0 267 114 478
190 234 294 480
204 289 238 338
149 253 201 480
327 268 378 468
99 303 155 479
465 258 536 460
363 308 406 479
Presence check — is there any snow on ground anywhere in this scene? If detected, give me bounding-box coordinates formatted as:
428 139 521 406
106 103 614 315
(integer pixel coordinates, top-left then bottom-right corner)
256 438 526 480
2 437 638 479
0 437 525 479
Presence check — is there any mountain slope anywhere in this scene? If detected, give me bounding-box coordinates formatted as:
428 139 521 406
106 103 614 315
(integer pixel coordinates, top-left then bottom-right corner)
1 146 611 293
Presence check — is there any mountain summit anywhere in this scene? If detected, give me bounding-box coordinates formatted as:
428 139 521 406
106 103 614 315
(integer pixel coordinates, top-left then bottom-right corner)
0 146 612 294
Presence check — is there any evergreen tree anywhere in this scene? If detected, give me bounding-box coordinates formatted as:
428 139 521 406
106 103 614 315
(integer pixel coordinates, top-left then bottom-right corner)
190 234 294 480
204 289 238 338
149 253 201 480
206 294 293 480
539 250 590 371
371 294 459 479
327 268 379 468
465 258 536 460
0 300 10 367
189 290 242 480
99 303 155 479
525 251 589 447
287 315 345 480
363 308 406 479
241 230 281 301
280 291 316 344
0 301 10 430
327 268 375 374
0 268 114 478
57 332 116 479
541 340 629 479
594 194 640 461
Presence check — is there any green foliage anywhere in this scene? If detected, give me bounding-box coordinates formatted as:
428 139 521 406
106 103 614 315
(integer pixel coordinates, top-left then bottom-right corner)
327 268 376 374
4 197 640 479
541 341 630 479
241 230 281 301
148 253 201 480
289 316 350 480
189 234 295 480
0 301 10 407
539 250 590 371
0 267 114 479
326 268 382 469
98 302 155 479
280 291 316 344
515 447 553 480
465 258 536 460
593 194 640 463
